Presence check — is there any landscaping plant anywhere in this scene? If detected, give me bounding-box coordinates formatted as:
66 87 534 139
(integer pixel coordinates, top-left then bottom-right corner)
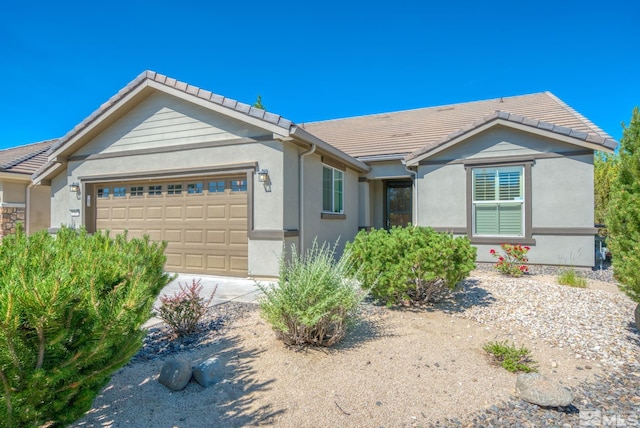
483 341 537 373
556 268 587 288
0 226 171 428
606 107 640 304
258 240 362 347
490 244 530 277
346 226 476 306
158 279 217 337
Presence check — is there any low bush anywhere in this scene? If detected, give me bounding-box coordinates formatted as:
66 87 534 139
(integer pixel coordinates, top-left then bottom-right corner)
258 241 362 347
158 279 217 337
557 269 587 288
490 244 530 277
346 226 476 305
483 341 537 373
0 226 171 427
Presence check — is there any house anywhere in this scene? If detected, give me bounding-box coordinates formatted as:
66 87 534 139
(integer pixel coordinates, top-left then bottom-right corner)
0 140 54 239
30 71 616 277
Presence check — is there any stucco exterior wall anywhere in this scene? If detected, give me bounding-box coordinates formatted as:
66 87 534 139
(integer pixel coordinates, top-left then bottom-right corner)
28 185 51 234
300 152 359 255
415 126 597 267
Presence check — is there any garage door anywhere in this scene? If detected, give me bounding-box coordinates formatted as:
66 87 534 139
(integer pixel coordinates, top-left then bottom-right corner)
95 176 248 276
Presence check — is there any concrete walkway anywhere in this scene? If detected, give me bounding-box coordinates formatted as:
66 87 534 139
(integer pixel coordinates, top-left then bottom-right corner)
145 273 273 328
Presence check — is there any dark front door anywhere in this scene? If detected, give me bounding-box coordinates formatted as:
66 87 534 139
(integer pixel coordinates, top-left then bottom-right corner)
385 180 412 229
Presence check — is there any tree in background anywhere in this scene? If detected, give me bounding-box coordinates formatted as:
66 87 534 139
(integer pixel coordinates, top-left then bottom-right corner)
606 107 640 303
253 95 266 110
594 151 619 235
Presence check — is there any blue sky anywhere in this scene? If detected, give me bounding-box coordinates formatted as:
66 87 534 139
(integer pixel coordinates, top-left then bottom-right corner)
0 0 637 150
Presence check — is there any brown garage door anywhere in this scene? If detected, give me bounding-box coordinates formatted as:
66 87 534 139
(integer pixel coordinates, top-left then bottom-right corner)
95 176 248 276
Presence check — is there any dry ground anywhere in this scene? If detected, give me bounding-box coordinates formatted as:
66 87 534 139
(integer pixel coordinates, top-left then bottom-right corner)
73 273 615 428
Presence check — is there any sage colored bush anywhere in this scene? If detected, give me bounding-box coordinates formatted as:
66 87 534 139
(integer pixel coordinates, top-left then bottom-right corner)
258 241 363 347
346 226 476 305
0 226 172 427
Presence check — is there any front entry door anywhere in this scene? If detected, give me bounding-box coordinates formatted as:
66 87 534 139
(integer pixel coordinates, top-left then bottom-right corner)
385 180 412 229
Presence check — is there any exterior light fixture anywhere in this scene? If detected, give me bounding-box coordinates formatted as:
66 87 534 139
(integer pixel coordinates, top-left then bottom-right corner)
257 169 269 183
69 183 80 193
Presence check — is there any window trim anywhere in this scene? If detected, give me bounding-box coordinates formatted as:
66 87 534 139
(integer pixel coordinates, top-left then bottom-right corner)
322 165 344 215
465 161 534 245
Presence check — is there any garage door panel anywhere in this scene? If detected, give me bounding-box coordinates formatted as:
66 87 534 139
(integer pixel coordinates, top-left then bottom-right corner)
165 229 183 243
185 230 205 244
206 205 226 219
95 176 248 276
129 207 144 219
165 205 184 219
147 206 163 219
206 230 226 244
230 230 248 244
230 205 247 219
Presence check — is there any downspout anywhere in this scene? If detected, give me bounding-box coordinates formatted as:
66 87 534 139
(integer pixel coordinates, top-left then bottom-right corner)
25 183 35 235
299 143 317 252
402 161 419 225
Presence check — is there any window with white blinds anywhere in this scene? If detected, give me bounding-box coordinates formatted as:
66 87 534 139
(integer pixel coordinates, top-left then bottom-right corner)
472 166 524 236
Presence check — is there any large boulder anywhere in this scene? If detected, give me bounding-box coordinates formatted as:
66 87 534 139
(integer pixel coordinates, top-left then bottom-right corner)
516 373 574 407
192 357 223 388
158 358 192 391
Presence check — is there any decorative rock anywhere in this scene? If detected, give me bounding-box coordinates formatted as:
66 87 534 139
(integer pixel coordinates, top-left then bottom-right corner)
158 358 192 391
635 303 640 332
192 357 223 387
516 373 574 407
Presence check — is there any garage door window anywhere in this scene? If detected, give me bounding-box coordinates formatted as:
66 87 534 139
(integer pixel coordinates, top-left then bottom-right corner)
148 185 162 196
188 182 203 194
97 187 110 198
208 180 225 193
130 186 143 197
113 187 126 198
231 179 247 192
168 184 182 195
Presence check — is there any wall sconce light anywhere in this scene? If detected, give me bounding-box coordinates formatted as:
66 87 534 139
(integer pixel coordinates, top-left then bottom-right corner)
257 169 269 183
69 209 80 218
69 183 80 193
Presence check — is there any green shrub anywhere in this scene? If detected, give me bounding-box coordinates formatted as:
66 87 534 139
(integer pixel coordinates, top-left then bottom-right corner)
606 107 640 303
0 226 171 427
158 279 217 337
258 241 363 347
346 226 476 305
557 268 587 288
483 341 537 373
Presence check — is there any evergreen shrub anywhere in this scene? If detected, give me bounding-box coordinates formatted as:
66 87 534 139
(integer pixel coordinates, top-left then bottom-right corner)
0 226 171 427
346 226 476 305
258 241 362 347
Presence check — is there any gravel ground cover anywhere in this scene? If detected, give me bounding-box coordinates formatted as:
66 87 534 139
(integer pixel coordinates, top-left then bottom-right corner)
73 266 639 428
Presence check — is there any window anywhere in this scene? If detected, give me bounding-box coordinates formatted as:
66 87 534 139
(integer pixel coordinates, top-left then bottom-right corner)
148 185 162 196
130 186 144 197
231 179 247 192
97 187 110 198
322 166 343 213
472 166 524 236
168 184 183 195
187 182 203 194
208 180 226 193
113 187 126 198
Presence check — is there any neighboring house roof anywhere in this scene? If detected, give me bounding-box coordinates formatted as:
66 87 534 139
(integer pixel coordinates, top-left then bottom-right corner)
301 92 617 159
0 140 56 175
33 70 369 182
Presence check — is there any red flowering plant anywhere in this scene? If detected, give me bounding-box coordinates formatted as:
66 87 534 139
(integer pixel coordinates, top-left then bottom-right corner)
490 244 530 277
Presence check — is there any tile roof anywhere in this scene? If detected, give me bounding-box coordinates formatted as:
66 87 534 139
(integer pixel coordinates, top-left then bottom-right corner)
48 70 293 155
301 92 616 159
0 140 56 175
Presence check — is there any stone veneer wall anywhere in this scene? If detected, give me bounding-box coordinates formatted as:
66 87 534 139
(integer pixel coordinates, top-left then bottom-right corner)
0 206 25 239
